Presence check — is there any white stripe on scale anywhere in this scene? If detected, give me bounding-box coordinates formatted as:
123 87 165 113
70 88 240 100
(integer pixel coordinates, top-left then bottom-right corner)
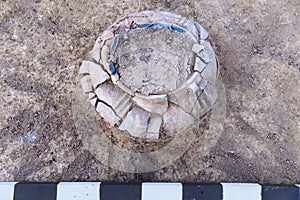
0 182 17 200
56 182 101 200
296 184 300 192
142 182 182 200
221 183 261 200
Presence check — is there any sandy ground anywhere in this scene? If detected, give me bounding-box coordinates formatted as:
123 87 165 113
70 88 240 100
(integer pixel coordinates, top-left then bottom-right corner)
0 0 299 183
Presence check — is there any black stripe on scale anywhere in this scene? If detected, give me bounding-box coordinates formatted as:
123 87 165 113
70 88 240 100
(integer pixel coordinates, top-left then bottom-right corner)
14 182 58 200
100 182 142 200
182 183 222 200
261 184 299 200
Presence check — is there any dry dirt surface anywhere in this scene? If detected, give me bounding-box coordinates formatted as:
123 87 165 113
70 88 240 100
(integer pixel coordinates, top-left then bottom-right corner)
0 0 299 183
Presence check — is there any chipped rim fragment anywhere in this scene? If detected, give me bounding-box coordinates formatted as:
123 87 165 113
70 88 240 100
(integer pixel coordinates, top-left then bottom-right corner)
79 11 220 140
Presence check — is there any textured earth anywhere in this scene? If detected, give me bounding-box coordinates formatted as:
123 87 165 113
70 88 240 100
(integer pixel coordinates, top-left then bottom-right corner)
0 0 299 183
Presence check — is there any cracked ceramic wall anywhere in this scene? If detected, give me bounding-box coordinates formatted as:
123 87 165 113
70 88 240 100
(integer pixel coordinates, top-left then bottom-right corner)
79 11 219 140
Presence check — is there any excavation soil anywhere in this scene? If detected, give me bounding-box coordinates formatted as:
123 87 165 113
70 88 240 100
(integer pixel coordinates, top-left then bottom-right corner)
0 0 299 183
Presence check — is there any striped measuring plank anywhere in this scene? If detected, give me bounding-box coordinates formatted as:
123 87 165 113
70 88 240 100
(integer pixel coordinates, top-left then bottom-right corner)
0 182 299 200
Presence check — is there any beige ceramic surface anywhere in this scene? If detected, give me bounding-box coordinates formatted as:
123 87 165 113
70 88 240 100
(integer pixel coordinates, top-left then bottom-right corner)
79 11 219 140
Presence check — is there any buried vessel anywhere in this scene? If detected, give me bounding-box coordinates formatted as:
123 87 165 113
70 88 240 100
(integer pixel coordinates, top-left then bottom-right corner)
79 11 219 140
